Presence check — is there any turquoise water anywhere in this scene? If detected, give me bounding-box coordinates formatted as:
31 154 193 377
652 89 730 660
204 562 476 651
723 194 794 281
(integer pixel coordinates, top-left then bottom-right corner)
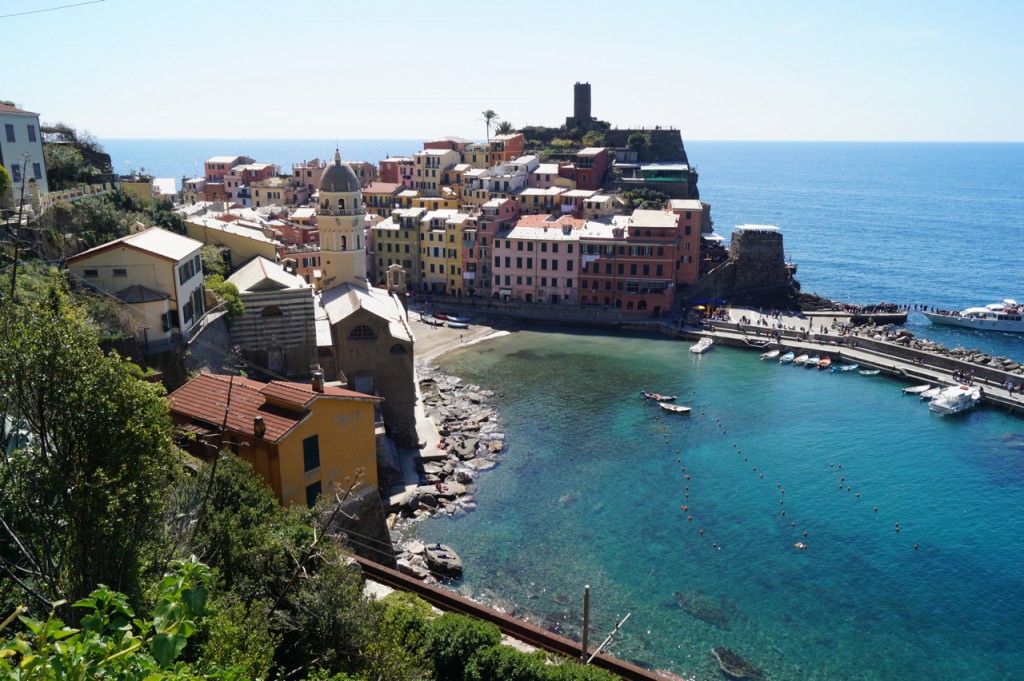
419 329 1024 679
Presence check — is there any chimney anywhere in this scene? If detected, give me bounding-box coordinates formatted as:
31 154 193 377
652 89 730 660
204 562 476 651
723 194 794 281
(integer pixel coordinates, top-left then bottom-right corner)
312 370 325 393
253 415 266 438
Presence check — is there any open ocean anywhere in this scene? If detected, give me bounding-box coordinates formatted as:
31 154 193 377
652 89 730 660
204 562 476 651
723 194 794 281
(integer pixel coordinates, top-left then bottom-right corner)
105 139 1024 679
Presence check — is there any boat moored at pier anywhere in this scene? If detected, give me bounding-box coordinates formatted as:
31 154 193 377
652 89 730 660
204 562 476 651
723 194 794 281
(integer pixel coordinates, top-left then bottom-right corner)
929 385 982 415
922 300 1024 333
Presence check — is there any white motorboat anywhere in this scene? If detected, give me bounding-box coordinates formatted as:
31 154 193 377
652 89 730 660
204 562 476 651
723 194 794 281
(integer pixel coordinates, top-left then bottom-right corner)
779 352 796 364
805 355 821 368
922 300 1024 333
902 384 931 395
660 402 692 414
793 354 810 365
929 385 982 415
920 386 943 401
690 337 714 354
761 349 781 360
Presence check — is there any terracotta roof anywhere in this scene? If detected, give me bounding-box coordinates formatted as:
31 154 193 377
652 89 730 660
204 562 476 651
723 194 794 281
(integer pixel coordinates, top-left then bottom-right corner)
513 215 586 230
363 182 401 195
167 374 379 443
0 103 37 115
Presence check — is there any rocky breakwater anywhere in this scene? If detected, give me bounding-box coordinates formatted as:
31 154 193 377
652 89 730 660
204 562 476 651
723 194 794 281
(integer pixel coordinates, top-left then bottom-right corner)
393 366 506 581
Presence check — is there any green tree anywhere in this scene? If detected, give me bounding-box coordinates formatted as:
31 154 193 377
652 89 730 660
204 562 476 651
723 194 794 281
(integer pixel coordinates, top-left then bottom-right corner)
494 120 515 135
481 110 498 141
422 612 501 681
42 144 86 190
581 130 605 148
0 166 11 207
627 132 649 152
206 275 245 320
0 286 179 613
201 245 228 279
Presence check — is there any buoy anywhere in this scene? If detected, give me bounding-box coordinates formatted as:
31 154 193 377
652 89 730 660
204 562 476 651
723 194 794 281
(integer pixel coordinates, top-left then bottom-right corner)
856 493 860 498
781 510 786 516
685 486 689 490
874 507 878 512
760 474 764 479
803 531 808 537
847 486 851 491
780 500 784 505
896 528 900 533
682 505 688 511
841 476 845 481
752 466 756 471
838 464 842 468
914 544 919 550
738 450 742 454
781 489 785 494
688 516 693 521
791 522 796 527
699 529 704 535
685 475 691 480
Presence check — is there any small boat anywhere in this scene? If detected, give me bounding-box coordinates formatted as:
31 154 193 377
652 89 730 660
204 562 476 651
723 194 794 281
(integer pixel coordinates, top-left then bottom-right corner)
920 386 943 401
641 391 678 402
817 357 832 371
431 313 450 321
793 354 810 365
779 352 796 364
690 337 714 354
902 384 931 395
859 369 880 375
421 315 445 326
805 355 821 368
761 349 780 360
832 363 860 372
446 321 470 329
659 402 692 414
929 385 982 415
447 316 471 324
922 300 1024 333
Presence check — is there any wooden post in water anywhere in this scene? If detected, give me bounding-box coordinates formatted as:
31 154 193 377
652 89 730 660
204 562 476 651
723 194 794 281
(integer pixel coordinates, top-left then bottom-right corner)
581 585 590 662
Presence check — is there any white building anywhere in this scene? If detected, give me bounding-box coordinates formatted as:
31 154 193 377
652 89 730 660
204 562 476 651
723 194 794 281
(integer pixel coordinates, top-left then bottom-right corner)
0 103 48 198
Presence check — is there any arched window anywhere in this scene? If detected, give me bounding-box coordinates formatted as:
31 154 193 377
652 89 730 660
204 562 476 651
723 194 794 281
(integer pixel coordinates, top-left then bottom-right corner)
389 343 407 355
638 300 648 310
338 198 346 209
260 305 283 317
348 325 376 340
341 235 347 250
626 301 634 310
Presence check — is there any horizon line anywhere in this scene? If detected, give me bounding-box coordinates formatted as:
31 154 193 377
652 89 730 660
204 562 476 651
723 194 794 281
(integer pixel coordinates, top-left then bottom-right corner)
98 137 1024 144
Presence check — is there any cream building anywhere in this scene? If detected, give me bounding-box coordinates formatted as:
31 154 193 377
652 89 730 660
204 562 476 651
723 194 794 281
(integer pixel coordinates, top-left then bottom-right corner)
318 150 369 290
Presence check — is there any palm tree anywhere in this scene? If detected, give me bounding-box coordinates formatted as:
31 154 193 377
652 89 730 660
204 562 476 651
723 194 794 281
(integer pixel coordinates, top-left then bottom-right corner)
494 120 515 135
481 110 498 141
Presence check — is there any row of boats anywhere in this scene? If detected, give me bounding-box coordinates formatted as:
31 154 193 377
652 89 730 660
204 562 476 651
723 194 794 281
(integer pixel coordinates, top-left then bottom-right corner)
763 349 866 373
902 383 982 415
421 313 471 329
639 391 692 414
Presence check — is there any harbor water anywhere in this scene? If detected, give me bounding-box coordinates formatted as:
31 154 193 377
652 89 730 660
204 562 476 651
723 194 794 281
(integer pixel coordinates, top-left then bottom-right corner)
104 139 1024 679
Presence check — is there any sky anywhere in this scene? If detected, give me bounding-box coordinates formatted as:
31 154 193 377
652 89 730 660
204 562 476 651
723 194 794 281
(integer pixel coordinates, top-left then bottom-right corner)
2 0 1022 141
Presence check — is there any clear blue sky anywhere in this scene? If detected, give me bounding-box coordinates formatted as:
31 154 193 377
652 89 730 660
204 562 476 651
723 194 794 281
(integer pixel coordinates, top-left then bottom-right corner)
3 0 1022 141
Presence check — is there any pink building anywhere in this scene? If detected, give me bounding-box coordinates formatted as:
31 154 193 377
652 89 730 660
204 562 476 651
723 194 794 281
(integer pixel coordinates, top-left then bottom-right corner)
491 214 584 303
204 155 254 182
379 157 414 187
292 159 326 195
423 136 472 153
462 197 518 299
670 199 710 287
223 162 277 202
528 163 562 189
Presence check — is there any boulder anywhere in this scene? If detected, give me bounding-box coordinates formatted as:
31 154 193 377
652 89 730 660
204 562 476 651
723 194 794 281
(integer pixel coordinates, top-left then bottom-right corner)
406 540 425 555
711 647 763 680
397 558 430 581
424 544 463 579
456 470 473 484
419 493 438 509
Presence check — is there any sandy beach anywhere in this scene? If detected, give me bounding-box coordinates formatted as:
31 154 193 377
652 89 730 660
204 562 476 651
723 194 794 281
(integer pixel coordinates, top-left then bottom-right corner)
410 308 509 364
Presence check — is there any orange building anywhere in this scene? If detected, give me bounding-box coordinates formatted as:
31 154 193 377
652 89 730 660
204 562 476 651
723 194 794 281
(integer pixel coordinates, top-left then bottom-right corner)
168 373 382 507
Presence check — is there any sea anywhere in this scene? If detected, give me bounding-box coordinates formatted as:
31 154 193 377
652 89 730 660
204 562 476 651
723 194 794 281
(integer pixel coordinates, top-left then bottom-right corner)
103 139 1024 680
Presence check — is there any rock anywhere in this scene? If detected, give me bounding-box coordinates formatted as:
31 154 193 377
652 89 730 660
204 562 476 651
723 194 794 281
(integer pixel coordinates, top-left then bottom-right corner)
466 391 483 404
424 544 463 579
711 646 763 680
674 590 730 629
456 470 473 484
396 558 429 580
420 493 438 508
487 440 504 454
406 540 425 555
468 457 497 471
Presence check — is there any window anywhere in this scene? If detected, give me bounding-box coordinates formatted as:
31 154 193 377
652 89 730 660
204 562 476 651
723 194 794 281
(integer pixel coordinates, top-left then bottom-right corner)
305 481 322 508
618 264 624 275
11 164 20 183
643 265 650 276
27 125 36 143
4 124 14 143
541 243 548 252
541 259 548 270
566 278 573 288
261 305 283 317
526 258 532 269
303 435 320 472
685 225 692 236
113 268 127 277
83 268 98 278
348 325 377 340
516 276 522 285
541 277 548 286
567 261 574 271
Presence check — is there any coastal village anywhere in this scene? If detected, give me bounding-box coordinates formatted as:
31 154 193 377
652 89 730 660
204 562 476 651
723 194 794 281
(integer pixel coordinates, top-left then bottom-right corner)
3 83 1024 681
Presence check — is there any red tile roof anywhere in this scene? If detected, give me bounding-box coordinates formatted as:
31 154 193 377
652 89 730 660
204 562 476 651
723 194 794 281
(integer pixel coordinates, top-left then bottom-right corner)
167 374 380 443
0 103 37 115
363 182 401 195
513 215 586 230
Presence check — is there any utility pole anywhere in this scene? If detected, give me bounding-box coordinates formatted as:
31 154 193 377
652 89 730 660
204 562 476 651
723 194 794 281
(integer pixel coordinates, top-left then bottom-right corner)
581 585 590 662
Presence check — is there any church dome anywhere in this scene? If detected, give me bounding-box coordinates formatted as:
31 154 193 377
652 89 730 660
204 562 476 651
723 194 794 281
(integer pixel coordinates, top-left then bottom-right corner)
319 149 361 193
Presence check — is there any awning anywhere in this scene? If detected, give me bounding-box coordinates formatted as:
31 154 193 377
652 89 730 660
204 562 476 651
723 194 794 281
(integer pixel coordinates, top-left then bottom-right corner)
499 289 512 295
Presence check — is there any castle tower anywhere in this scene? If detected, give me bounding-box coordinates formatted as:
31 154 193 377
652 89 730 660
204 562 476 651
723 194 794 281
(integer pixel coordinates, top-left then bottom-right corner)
317 149 368 290
574 82 591 123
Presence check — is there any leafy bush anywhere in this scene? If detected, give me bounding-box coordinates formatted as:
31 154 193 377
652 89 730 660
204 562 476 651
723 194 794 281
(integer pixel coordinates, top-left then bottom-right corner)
465 644 548 681
206 275 245 320
423 612 501 681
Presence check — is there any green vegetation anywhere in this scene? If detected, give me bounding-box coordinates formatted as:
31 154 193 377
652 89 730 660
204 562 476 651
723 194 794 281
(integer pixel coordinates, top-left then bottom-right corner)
627 132 649 152
206 275 244 320
621 188 669 213
40 122 110 190
494 120 515 136
0 166 11 206
581 131 605 148
481 110 498 141
201 245 228 279
0 284 619 680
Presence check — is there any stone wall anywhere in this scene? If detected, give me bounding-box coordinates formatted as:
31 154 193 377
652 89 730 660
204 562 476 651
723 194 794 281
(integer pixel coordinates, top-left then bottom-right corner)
731 229 789 293
328 485 396 568
185 313 233 376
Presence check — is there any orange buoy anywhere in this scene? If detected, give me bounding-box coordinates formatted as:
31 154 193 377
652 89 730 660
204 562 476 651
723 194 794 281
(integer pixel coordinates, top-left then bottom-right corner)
688 516 693 521
699 529 704 535
803 531 808 537
682 505 688 511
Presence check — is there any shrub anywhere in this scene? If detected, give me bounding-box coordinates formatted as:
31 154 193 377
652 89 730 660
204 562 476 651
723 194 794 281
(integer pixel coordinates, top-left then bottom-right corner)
423 612 501 681
465 644 548 681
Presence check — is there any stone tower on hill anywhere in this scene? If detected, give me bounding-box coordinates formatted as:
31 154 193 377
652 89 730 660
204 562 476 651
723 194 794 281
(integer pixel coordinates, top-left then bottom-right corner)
317 149 368 290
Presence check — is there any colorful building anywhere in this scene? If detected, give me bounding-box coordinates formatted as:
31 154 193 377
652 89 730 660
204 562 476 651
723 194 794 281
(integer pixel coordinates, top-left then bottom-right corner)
378 157 414 187
204 155 254 182
0 102 48 196
492 214 583 303
168 373 381 507
370 207 424 287
488 132 525 166
461 197 518 299
670 199 711 286
413 148 459 195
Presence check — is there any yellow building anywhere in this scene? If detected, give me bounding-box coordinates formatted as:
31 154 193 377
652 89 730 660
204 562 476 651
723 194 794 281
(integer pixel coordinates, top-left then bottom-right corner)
185 215 280 269
168 373 382 507
413 149 460 196
460 143 489 169
371 207 424 287
411 194 459 212
418 209 468 295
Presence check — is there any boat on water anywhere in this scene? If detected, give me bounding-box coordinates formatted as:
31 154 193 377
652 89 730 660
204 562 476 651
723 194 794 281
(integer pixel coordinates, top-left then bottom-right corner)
859 369 880 375
779 352 796 364
929 385 982 415
690 337 714 354
793 354 810 365
922 300 1024 333
903 384 932 395
805 356 821 368
446 321 470 329
641 391 678 402
818 357 833 371
659 402 692 414
920 386 943 401
833 363 860 372
761 349 781 360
